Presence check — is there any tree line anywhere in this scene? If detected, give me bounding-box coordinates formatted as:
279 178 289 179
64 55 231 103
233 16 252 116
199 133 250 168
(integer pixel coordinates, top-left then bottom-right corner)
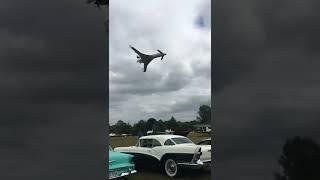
109 104 211 136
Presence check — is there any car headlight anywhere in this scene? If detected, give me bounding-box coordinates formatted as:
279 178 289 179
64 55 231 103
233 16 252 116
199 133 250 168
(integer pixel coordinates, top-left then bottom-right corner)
191 147 202 163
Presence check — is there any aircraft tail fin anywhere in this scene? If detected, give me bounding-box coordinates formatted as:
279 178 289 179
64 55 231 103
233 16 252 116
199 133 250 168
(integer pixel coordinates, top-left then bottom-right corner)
158 50 165 60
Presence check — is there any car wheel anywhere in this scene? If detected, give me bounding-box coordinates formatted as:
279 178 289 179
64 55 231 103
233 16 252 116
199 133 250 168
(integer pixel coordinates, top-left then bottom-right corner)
164 158 179 177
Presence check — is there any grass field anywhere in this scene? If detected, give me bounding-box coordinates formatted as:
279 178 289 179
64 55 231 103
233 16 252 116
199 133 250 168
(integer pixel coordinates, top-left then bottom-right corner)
110 132 211 180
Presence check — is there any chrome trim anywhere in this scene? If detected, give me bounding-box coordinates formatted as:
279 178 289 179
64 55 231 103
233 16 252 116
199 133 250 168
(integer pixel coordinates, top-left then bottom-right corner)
109 169 137 179
191 147 202 164
177 159 204 166
201 160 211 163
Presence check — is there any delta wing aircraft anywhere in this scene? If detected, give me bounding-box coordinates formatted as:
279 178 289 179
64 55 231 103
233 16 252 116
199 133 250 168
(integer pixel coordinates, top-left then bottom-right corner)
129 45 166 72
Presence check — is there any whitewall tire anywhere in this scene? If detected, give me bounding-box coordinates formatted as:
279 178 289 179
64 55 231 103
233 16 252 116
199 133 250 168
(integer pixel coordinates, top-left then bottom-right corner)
164 159 178 177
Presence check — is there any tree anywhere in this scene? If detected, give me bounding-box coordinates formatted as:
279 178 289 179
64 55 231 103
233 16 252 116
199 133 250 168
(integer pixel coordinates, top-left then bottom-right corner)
111 120 132 134
146 118 157 131
165 116 179 131
132 120 147 136
157 119 166 132
196 105 211 123
275 136 320 180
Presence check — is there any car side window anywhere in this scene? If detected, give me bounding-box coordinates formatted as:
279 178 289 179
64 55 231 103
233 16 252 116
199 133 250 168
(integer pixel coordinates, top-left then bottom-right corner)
164 139 175 146
152 139 162 147
140 139 153 148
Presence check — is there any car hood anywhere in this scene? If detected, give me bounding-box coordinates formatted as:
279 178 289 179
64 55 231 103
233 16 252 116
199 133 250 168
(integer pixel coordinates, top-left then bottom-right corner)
109 151 133 165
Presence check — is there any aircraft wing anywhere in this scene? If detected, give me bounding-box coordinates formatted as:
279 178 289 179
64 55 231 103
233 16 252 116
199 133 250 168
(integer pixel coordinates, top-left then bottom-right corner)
130 45 146 57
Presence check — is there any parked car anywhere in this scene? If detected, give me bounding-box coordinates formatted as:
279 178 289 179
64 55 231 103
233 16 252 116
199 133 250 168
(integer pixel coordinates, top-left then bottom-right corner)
197 138 211 145
109 146 137 179
114 135 211 177
196 138 211 163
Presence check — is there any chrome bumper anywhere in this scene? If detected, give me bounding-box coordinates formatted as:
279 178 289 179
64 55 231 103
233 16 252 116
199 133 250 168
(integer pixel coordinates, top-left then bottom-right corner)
109 169 137 179
177 159 204 166
177 159 211 167
202 160 212 167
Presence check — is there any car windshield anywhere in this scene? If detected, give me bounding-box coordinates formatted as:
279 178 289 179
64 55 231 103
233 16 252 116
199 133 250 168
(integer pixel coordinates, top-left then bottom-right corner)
171 137 194 144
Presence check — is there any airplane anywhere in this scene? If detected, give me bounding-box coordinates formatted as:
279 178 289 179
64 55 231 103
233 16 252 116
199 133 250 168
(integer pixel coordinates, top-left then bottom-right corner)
129 45 166 72
86 0 108 8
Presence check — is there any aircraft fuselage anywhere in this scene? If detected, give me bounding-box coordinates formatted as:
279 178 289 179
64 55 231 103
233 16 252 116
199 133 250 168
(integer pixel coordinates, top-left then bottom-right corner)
150 53 164 59
138 52 165 62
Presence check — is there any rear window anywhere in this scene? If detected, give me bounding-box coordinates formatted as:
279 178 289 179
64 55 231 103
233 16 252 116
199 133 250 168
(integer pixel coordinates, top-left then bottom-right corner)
171 137 194 144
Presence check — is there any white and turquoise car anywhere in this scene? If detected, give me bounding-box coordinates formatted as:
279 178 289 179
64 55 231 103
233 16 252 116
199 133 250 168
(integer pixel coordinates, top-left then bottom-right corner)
109 146 137 179
114 135 211 177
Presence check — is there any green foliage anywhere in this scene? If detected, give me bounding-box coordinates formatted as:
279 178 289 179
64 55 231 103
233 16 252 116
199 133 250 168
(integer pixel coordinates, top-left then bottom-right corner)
146 118 157 131
109 104 211 135
132 120 147 136
110 120 132 135
196 105 211 123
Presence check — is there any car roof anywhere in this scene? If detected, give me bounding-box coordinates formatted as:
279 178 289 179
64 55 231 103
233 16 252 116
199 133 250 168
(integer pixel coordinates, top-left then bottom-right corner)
139 134 188 144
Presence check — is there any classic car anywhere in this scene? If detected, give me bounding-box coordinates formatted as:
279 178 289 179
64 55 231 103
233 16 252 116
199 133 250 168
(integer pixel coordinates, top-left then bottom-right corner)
197 138 211 145
196 138 211 163
114 135 211 177
109 146 137 179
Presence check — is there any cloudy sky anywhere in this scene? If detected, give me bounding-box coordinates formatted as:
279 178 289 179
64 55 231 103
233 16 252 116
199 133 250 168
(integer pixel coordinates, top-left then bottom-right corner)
109 0 211 125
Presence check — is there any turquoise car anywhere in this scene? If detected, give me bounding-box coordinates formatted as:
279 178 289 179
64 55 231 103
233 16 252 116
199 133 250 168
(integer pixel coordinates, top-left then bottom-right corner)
109 146 137 179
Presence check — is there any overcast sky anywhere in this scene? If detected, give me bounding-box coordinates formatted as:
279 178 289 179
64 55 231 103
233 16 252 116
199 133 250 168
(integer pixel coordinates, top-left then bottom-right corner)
109 0 211 125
